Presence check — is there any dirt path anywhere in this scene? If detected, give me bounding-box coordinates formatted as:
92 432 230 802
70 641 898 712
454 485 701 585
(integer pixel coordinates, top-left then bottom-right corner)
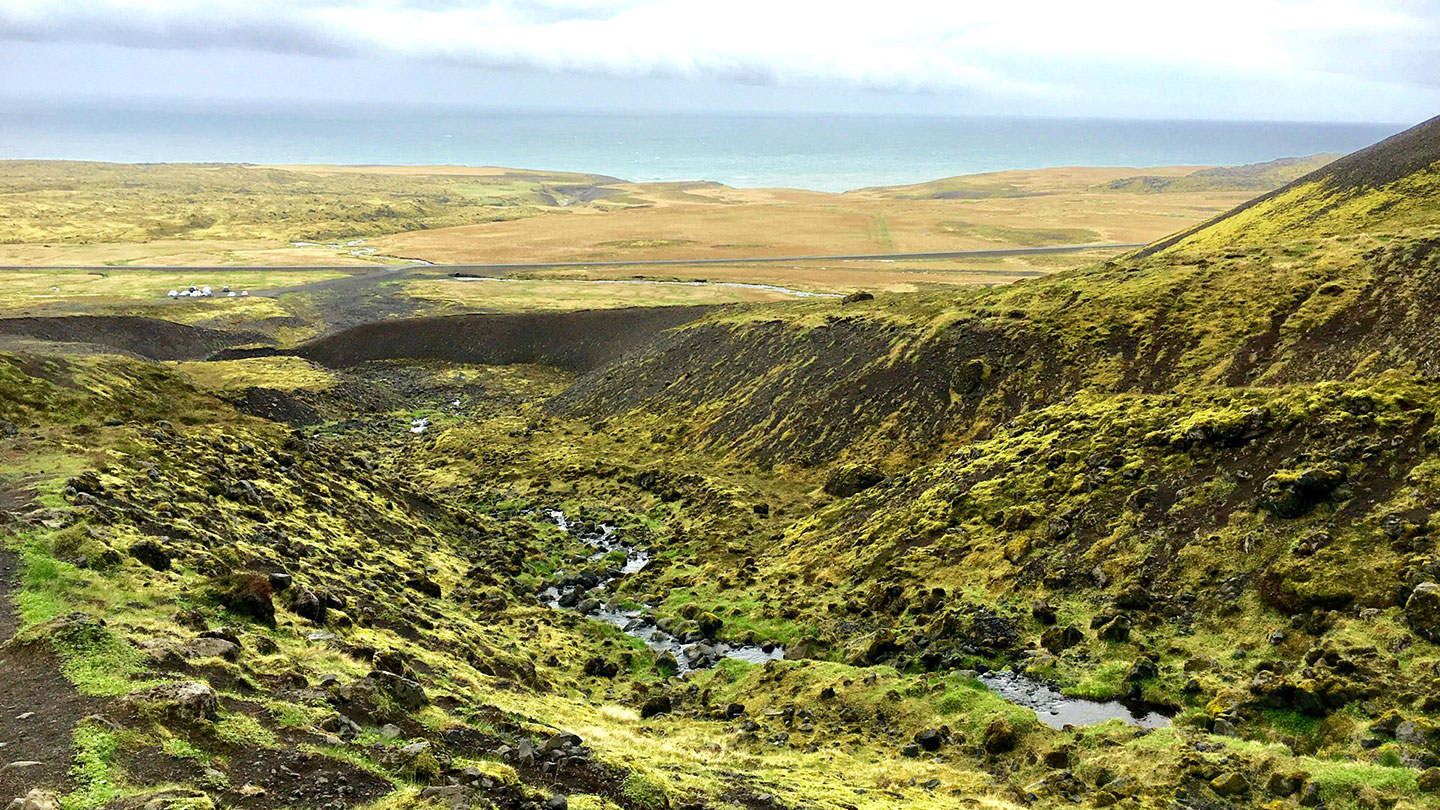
0 529 98 801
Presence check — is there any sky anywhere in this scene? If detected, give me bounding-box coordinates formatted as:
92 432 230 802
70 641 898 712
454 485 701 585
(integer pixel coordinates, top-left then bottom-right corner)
1 0 1437 122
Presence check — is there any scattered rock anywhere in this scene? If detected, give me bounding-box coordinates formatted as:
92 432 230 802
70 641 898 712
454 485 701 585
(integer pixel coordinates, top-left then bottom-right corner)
1260 467 1345 518
1406 582 1440 643
983 718 1016 753
5 789 59 810
119 681 219 723
1418 768 1440 793
841 291 875 304
179 637 240 662
914 728 943 752
640 695 672 719
823 463 886 498
267 571 292 591
290 589 327 624
128 540 171 572
1210 772 1248 796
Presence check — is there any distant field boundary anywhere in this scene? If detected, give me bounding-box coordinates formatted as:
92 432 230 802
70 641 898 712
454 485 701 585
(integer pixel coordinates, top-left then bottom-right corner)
0 242 1145 272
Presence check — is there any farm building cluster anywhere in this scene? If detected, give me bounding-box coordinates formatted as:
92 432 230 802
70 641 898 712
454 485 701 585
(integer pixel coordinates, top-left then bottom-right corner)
166 285 250 299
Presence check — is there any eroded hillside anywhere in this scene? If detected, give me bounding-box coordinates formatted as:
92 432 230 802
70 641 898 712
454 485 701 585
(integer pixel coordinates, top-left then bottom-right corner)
5 117 1440 810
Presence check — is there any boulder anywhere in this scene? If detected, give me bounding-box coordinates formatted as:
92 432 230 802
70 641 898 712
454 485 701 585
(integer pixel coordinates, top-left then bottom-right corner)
179 637 240 662
823 464 886 498
982 718 1016 753
583 656 619 678
1418 768 1440 793
640 695 672 719
6 789 60 810
1260 467 1345 518
120 682 219 723
1406 582 1440 643
128 540 171 572
1210 772 1249 796
914 728 943 752
289 589 327 625
841 291 874 304
1040 624 1084 653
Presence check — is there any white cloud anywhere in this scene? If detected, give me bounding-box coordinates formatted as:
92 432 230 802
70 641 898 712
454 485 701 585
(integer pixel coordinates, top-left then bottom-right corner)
0 0 1436 112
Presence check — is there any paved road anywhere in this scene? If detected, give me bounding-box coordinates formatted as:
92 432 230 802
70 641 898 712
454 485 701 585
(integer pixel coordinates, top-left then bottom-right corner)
0 243 1144 273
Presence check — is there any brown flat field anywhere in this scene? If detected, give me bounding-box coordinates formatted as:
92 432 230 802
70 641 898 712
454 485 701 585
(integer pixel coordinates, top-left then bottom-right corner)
372 167 1259 265
1 162 1279 272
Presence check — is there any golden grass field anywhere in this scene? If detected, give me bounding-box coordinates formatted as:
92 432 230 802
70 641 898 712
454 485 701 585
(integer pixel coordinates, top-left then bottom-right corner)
0 158 1331 315
372 166 1261 265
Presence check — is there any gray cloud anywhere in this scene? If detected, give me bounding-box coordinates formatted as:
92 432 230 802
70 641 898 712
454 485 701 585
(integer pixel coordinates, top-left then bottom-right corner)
1 0 1436 120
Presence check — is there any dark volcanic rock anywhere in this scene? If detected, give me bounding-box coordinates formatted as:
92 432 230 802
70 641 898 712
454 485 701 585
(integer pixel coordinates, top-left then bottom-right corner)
823 463 887 498
1260 467 1346 518
1407 582 1440 642
128 539 171 572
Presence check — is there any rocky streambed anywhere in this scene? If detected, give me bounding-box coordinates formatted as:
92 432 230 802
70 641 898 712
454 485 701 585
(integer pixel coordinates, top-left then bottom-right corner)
539 510 784 673
540 510 1171 728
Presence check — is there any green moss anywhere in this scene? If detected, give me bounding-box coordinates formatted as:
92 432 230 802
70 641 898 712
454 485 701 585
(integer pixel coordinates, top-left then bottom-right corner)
64 722 124 810
620 772 668 810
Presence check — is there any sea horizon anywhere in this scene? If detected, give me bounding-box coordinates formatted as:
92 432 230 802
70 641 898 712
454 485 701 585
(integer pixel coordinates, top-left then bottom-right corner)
0 99 1410 193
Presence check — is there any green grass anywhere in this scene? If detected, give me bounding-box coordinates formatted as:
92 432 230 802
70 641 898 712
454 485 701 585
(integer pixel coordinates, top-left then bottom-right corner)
65 723 125 810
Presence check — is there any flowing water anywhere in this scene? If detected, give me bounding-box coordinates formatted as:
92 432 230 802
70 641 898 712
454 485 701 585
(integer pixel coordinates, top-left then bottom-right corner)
978 670 1172 729
540 509 1172 725
539 510 784 673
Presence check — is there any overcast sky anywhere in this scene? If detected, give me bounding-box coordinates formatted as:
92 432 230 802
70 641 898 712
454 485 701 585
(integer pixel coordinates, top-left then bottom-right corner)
2 0 1437 122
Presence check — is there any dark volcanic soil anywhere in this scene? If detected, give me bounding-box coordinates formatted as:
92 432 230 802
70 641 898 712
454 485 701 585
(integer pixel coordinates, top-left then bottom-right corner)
293 306 714 372
0 547 100 802
0 316 268 361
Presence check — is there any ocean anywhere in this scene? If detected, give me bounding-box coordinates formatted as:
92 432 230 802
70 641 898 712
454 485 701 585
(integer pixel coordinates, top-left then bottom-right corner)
0 101 1406 192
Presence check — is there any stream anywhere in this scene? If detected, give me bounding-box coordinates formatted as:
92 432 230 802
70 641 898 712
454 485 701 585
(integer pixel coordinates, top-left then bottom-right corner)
979 670 1172 729
539 510 785 674
539 510 1171 727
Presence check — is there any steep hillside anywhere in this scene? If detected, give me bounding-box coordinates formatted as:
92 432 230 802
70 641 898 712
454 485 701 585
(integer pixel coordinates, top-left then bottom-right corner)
1136 115 1440 256
553 230 1440 465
